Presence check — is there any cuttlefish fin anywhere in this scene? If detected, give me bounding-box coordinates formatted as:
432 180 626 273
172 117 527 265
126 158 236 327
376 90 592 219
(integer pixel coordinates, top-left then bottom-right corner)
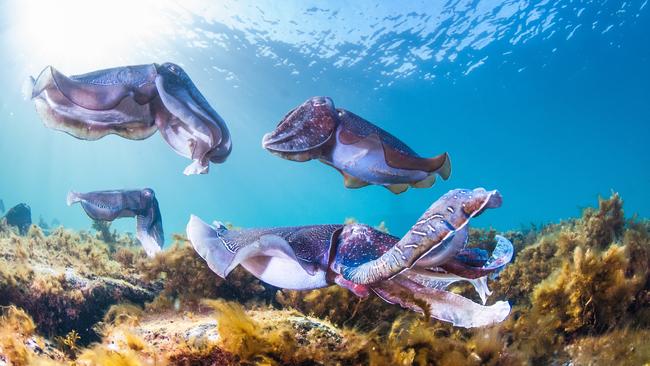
412 174 437 189
343 173 370 188
384 147 452 179
326 163 370 188
386 184 409 194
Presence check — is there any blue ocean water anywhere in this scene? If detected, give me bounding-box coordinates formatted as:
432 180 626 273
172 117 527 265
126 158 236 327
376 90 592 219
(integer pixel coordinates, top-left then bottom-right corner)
0 0 648 243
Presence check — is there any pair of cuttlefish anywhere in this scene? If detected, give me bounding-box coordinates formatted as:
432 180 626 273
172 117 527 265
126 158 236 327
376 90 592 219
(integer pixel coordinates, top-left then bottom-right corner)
28 63 512 328
28 64 449 192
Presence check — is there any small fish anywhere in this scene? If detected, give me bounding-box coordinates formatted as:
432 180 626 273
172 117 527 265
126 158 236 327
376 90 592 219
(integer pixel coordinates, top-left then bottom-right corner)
0 199 4 214
263 96 451 194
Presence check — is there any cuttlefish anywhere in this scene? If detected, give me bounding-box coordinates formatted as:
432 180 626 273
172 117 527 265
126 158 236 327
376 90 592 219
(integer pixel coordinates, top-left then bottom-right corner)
67 189 163 257
187 188 513 328
262 96 451 194
28 63 231 175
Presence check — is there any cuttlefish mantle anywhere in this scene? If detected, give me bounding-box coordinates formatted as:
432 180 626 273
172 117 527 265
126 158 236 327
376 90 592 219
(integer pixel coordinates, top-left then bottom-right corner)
262 96 451 194
29 63 231 175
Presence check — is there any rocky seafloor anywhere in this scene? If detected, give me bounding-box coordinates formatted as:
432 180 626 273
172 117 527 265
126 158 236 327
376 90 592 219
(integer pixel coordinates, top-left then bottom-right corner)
0 193 648 366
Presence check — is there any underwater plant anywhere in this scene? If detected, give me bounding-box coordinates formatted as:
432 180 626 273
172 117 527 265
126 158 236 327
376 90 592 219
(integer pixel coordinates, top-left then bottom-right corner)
0 192 648 365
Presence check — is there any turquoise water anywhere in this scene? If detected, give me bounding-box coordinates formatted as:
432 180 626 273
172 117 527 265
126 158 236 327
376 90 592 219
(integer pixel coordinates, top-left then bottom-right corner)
0 1 648 242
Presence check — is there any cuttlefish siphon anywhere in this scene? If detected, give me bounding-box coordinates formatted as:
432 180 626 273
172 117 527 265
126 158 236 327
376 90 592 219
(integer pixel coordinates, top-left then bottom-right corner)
28 63 231 175
67 189 163 257
187 187 513 328
262 96 451 194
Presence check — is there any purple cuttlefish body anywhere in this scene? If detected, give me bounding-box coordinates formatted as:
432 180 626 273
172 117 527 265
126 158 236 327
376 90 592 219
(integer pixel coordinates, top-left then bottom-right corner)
187 187 513 328
29 63 231 175
67 189 163 257
262 96 451 194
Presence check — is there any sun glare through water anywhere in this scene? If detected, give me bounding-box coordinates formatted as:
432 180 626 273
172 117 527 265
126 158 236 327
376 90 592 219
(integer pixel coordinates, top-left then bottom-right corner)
6 0 181 74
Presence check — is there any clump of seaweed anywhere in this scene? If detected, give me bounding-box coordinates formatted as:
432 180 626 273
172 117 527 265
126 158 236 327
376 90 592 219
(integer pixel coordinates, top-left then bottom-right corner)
91 220 116 245
102 303 144 327
489 193 650 363
276 286 402 331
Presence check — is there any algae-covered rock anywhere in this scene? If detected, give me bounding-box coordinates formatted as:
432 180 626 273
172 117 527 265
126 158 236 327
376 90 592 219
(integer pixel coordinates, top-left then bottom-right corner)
3 203 31 235
0 226 160 342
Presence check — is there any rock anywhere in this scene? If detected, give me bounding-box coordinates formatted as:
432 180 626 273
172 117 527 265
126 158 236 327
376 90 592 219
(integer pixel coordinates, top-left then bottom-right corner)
3 203 31 235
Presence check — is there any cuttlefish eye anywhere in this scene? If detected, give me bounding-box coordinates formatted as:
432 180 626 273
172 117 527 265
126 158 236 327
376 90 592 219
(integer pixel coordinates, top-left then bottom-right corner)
311 96 330 107
142 188 154 198
164 63 180 75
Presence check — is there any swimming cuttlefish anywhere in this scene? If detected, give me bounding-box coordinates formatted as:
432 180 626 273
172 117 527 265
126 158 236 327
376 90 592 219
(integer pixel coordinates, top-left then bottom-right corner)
28 63 231 175
67 189 163 257
187 187 513 328
262 96 451 194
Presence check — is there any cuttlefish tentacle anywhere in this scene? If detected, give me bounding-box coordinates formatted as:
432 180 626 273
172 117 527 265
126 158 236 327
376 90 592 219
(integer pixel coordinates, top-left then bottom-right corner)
67 189 163 257
372 275 510 328
262 96 451 193
402 234 514 304
440 235 514 279
29 63 231 175
339 188 502 285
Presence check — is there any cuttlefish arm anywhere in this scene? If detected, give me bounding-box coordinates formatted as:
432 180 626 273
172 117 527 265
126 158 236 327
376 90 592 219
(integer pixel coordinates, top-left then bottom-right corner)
66 189 163 257
154 63 231 175
401 234 514 304
187 215 342 290
338 188 502 285
372 275 510 328
29 63 231 175
439 235 514 279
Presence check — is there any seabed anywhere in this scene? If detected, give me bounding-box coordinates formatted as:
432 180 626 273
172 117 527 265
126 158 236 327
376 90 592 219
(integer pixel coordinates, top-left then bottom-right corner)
0 193 648 366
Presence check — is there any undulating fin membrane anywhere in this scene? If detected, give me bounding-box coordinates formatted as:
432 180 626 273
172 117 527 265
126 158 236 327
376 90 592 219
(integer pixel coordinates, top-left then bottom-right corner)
338 170 369 188
386 184 409 194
